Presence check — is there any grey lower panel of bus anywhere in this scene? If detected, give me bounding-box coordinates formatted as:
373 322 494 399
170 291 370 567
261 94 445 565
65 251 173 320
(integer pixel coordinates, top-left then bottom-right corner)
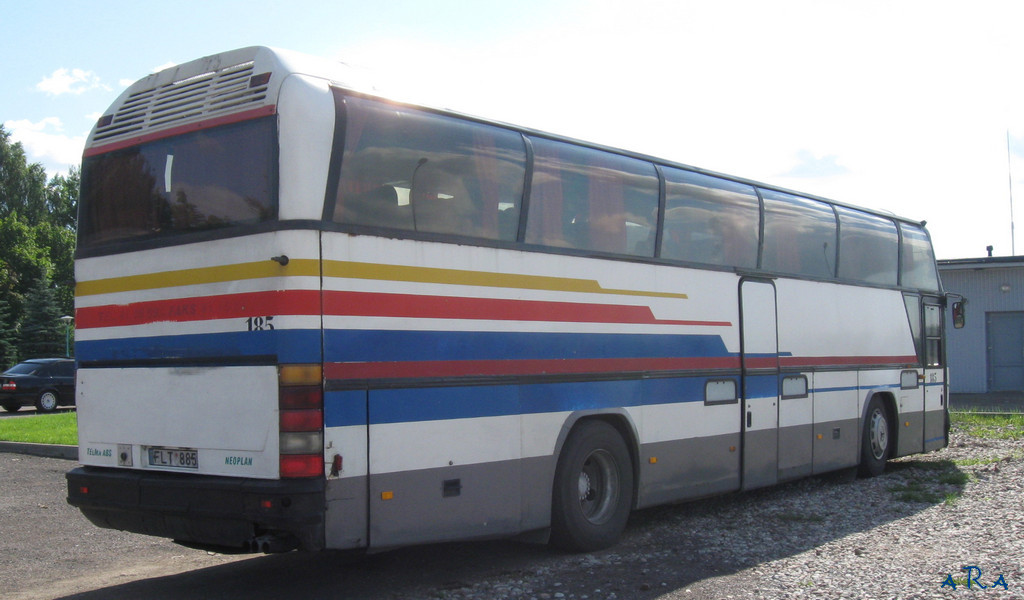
327 455 556 550
636 432 741 508
332 417 870 550
896 410 925 458
923 408 948 452
326 408 931 551
811 418 860 475
893 408 947 457
324 475 368 549
779 424 814 481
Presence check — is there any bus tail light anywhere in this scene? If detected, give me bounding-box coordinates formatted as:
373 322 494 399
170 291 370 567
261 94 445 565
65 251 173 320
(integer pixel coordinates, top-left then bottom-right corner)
280 454 324 479
279 365 323 479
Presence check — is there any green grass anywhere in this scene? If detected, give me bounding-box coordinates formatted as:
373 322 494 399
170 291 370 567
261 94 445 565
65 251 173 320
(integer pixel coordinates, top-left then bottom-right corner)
887 481 947 504
951 412 1024 440
886 459 971 504
0 411 78 445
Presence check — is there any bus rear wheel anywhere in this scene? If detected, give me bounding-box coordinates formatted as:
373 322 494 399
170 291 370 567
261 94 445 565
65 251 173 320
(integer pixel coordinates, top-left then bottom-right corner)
858 396 891 477
550 420 633 552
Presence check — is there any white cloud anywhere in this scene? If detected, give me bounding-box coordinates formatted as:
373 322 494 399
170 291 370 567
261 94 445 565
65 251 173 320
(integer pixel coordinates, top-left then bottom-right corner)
36 68 108 96
3 118 85 174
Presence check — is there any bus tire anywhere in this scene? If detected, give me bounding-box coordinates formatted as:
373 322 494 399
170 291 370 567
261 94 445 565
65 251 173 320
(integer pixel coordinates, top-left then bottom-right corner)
858 396 891 477
550 420 633 552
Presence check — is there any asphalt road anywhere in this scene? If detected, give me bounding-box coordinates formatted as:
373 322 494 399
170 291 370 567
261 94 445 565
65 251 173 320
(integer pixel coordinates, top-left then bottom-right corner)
0 406 76 418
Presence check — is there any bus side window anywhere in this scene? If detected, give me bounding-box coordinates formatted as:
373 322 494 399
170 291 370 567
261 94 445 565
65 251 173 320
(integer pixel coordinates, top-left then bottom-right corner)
525 137 658 257
761 190 837 279
836 207 898 286
899 223 941 291
331 93 526 241
660 169 759 269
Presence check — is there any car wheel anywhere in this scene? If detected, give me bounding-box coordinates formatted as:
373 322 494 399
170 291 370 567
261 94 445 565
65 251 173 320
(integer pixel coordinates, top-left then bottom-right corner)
1 403 20 413
36 391 59 413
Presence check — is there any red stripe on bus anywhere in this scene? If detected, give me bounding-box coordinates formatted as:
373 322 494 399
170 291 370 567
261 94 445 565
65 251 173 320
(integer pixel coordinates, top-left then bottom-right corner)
323 290 730 327
76 290 320 328
326 354 921 380
83 105 277 157
325 356 742 379
79 289 731 329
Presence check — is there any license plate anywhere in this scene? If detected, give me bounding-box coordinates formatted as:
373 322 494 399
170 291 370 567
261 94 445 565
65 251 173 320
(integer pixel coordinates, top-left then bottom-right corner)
147 447 199 469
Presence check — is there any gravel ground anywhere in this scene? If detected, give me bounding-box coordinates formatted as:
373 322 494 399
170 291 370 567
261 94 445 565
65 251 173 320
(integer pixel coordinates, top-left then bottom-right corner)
419 424 1024 600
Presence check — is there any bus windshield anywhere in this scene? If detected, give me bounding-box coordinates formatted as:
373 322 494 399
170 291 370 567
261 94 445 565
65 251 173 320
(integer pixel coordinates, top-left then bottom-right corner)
78 116 277 249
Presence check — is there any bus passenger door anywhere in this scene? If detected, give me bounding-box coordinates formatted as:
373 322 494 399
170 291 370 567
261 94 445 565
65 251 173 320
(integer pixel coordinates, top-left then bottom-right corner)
739 279 780 491
899 294 926 456
923 300 947 452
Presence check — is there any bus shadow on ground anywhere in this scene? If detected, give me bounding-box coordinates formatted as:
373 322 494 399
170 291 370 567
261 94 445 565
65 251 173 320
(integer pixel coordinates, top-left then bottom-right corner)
56 462 964 600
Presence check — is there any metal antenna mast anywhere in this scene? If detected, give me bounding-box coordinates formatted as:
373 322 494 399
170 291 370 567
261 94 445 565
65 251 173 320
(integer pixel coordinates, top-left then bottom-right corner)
1009 130 1017 255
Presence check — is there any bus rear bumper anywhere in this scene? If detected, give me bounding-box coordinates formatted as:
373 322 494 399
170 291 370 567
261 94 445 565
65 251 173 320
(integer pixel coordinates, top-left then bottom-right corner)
66 467 325 552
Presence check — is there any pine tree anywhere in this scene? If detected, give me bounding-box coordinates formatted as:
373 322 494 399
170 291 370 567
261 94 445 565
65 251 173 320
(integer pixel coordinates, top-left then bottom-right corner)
0 295 17 368
18 273 65 359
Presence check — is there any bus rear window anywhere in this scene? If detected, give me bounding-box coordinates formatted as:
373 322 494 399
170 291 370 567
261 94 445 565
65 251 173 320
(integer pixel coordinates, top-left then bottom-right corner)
79 116 277 248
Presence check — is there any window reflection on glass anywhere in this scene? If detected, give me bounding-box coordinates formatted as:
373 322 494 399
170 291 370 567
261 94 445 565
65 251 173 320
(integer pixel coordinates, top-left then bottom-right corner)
79 116 277 248
661 169 759 269
836 207 899 286
332 95 526 241
762 190 837 279
899 224 941 291
525 137 658 256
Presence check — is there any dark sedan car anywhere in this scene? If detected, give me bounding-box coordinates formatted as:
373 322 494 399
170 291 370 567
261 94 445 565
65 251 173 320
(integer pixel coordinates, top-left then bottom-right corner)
0 358 76 413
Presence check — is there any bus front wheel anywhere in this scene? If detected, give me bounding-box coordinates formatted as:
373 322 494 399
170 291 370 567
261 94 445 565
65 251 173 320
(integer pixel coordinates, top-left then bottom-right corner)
858 396 891 477
550 420 633 552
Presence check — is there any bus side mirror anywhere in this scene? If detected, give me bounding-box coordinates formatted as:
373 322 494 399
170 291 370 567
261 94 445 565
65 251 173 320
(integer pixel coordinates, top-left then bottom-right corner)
952 300 966 329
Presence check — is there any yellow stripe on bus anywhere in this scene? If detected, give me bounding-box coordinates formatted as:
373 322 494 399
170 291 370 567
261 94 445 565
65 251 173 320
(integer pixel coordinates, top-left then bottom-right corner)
76 258 687 300
75 259 321 296
322 260 688 299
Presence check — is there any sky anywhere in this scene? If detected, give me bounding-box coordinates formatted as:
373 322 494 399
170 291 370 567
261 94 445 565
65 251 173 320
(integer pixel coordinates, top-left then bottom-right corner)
3 0 1024 260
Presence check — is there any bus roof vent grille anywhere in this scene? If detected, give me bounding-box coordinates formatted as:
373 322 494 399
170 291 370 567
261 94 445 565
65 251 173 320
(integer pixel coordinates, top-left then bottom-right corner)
93 61 268 143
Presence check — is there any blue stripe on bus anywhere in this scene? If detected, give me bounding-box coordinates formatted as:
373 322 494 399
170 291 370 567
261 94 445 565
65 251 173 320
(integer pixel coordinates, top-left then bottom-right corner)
323 372 931 427
76 328 813 366
76 330 324 363
76 329 739 363
324 329 735 361
813 385 860 394
744 375 778 399
324 376 757 427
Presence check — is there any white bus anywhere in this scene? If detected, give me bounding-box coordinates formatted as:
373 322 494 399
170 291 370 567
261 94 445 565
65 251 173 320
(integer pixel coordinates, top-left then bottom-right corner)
67 46 953 554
